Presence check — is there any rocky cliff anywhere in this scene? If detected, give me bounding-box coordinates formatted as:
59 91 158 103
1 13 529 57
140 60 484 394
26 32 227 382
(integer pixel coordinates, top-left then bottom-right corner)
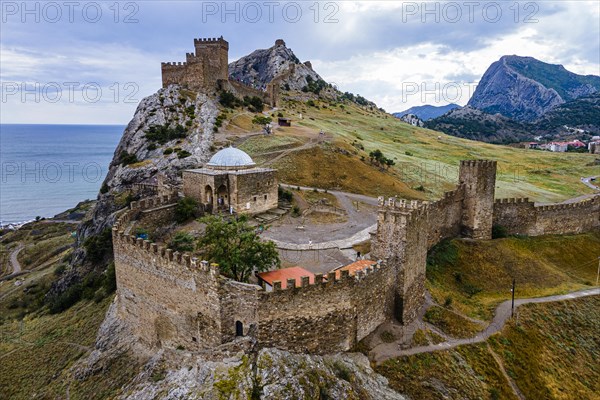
228 39 323 91
75 300 406 400
468 55 600 121
53 86 218 293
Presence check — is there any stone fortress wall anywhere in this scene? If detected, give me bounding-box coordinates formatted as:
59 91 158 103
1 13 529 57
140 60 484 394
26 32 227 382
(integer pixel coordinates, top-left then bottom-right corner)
162 36 278 107
112 161 599 354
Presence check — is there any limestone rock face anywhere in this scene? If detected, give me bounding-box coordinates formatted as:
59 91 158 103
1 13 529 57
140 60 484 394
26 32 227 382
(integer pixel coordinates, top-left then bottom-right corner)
79 85 216 235
228 40 323 90
120 348 406 400
51 85 217 295
468 55 600 121
398 113 424 127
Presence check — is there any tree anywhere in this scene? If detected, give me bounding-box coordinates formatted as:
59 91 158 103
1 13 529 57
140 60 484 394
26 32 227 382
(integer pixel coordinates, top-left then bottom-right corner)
252 115 272 126
169 232 195 252
175 196 199 223
198 215 280 282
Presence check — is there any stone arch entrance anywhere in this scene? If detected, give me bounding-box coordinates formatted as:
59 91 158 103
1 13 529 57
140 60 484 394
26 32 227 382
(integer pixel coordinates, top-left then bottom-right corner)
217 184 228 209
235 321 243 336
204 185 213 205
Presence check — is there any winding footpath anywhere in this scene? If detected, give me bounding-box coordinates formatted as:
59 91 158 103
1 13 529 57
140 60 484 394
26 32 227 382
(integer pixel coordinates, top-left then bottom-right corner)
371 287 600 364
9 244 24 274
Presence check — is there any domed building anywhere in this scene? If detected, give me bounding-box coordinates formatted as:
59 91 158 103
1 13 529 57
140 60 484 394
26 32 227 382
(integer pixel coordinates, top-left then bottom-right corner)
182 147 278 215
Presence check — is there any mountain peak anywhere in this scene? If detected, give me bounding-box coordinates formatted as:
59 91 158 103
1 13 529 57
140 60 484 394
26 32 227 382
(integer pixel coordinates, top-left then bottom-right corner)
468 55 600 121
228 39 322 91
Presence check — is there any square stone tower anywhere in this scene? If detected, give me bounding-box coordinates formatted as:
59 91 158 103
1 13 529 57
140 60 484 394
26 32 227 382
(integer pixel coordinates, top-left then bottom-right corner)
161 36 229 90
459 160 497 239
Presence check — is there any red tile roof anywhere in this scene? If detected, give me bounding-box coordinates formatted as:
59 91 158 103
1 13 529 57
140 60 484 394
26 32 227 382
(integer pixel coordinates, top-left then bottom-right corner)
333 260 377 279
257 266 315 289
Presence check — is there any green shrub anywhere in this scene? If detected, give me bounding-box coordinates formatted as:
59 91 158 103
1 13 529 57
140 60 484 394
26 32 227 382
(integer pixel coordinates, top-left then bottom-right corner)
278 187 293 202
175 197 199 223
163 148 174 155
380 330 396 343
243 96 264 113
145 124 187 144
291 205 301 217
177 149 192 159
54 264 66 277
83 228 113 263
219 91 241 108
147 143 157 151
492 224 508 239
100 182 109 194
252 115 272 125
119 151 138 166
169 232 195 252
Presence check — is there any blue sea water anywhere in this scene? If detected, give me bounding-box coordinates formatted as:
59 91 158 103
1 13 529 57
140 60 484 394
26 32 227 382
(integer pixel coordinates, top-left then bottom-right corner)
0 124 123 225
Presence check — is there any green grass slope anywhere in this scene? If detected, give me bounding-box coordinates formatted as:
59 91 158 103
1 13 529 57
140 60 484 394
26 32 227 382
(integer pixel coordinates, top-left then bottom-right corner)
231 97 598 203
377 296 599 400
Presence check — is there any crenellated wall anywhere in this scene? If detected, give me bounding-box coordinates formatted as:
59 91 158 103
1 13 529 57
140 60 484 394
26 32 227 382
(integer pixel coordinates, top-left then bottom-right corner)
493 196 600 236
113 194 394 354
112 160 600 355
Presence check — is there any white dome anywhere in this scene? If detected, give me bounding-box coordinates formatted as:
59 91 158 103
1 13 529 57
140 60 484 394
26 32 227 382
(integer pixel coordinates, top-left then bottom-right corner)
207 147 256 170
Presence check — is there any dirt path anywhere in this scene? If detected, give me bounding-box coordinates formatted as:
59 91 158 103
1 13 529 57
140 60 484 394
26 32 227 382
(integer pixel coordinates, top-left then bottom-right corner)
487 343 525 400
9 244 24 274
371 287 600 364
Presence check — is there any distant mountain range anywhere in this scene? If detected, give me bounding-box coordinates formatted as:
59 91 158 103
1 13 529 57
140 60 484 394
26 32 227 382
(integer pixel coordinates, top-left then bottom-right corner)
425 55 600 143
393 103 460 121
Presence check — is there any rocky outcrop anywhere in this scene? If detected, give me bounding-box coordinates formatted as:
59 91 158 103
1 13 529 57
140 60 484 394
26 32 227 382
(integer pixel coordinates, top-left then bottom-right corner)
51 85 218 295
228 39 323 91
468 55 600 121
398 113 424 127
120 348 407 400
73 296 406 399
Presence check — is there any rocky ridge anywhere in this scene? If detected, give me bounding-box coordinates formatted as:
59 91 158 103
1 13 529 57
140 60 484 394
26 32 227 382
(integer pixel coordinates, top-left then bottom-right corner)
468 55 600 121
228 39 323 91
75 299 406 400
52 85 218 294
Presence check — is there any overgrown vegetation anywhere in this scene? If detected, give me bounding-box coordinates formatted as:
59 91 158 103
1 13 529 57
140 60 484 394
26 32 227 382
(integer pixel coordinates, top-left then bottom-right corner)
169 232 195 252
145 124 187 144
368 149 395 169
197 215 280 282
244 96 264 113
426 233 600 320
301 75 329 94
119 151 138 166
83 228 113 264
252 115 272 126
175 196 199 223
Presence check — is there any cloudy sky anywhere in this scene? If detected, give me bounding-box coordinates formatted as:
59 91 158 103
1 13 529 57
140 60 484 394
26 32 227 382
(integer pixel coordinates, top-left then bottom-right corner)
1 0 599 124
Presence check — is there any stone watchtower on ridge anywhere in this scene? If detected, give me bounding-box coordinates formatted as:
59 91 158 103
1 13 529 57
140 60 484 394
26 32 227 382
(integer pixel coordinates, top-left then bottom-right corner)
459 160 497 240
161 36 229 90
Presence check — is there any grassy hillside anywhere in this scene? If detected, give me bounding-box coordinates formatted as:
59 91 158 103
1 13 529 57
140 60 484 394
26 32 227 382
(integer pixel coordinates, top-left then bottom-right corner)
377 296 600 400
222 96 598 203
426 233 600 321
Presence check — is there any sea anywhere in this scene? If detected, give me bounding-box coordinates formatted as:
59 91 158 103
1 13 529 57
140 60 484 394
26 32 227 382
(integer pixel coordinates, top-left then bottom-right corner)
0 124 124 227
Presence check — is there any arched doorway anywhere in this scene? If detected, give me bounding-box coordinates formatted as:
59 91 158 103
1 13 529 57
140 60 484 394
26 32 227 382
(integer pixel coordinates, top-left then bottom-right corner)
204 185 213 205
217 184 228 210
235 321 244 336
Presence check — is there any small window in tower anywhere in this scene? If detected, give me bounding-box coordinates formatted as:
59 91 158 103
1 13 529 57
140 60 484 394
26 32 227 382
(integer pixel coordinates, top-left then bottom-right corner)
264 195 267 200
253 196 257 202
